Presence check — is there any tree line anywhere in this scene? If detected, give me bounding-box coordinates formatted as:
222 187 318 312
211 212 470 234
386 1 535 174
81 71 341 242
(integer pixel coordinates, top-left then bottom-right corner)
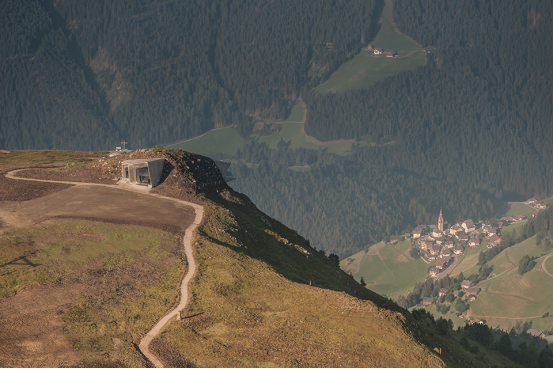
0 0 378 150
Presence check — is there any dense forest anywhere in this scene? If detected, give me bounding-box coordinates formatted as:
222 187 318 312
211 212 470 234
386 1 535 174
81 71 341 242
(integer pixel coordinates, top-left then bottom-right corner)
4 0 553 258
304 0 553 199
0 0 377 150
230 1 553 257
229 140 499 257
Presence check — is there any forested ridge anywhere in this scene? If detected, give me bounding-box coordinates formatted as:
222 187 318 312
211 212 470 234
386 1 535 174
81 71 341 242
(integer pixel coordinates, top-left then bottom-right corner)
230 1 553 257
230 140 499 258
1 0 377 150
305 0 553 199
4 0 553 259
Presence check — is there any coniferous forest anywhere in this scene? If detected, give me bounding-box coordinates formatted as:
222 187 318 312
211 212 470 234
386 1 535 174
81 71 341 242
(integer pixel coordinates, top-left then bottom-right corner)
3 0 553 258
0 0 376 150
230 0 553 256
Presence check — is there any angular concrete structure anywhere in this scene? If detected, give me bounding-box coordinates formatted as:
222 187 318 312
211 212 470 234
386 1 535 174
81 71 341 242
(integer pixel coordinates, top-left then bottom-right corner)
122 158 165 187
213 159 236 182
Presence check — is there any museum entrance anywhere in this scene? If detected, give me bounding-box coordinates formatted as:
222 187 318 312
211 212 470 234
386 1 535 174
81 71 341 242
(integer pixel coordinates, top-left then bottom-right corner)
136 167 151 185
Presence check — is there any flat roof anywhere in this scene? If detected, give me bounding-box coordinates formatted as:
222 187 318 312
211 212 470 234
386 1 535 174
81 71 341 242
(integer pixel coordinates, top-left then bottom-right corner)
122 158 165 164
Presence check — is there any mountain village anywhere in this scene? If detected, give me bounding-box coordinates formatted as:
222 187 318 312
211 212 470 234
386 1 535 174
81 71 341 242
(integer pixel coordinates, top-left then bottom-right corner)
388 199 549 283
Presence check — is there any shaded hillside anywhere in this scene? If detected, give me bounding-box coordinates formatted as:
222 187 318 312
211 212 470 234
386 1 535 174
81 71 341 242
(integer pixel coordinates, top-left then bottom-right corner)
0 0 377 150
304 0 553 199
0 149 519 367
228 0 553 258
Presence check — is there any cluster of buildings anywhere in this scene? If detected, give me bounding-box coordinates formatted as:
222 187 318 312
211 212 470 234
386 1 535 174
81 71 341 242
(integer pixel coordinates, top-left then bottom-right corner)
388 199 549 279
389 209 513 278
421 280 482 308
367 44 397 58
524 198 548 210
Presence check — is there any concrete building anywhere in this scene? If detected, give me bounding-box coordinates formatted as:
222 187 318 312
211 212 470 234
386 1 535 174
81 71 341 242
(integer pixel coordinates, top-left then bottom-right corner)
213 159 236 182
122 158 166 187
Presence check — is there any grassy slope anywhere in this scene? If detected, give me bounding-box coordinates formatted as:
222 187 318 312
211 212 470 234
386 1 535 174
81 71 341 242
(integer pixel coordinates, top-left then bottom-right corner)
341 240 429 299
0 219 182 366
545 255 553 274
0 150 106 173
156 192 508 367
504 203 535 218
1 150 519 367
447 239 489 278
457 233 553 332
166 99 369 156
471 252 553 332
167 127 245 156
313 0 426 94
501 221 528 236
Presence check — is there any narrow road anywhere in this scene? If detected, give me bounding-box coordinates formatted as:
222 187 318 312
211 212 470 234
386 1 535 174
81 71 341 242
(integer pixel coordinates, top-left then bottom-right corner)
5 169 204 368
543 255 553 278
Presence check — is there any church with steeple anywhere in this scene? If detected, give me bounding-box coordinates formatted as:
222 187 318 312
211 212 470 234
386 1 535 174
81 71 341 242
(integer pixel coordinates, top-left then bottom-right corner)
438 209 444 232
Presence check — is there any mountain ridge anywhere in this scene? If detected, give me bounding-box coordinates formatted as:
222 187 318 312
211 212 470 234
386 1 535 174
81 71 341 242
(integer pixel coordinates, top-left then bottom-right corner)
0 149 519 367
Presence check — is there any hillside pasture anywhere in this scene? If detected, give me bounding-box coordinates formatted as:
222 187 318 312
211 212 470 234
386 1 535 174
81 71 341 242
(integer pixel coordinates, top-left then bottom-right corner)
447 239 488 277
487 236 545 276
423 304 467 330
313 0 426 94
0 219 182 367
256 122 367 155
342 240 429 298
544 255 553 276
500 221 528 237
503 202 535 218
166 98 369 156
470 254 553 332
167 127 244 156
285 99 306 122
371 0 422 52
313 50 425 94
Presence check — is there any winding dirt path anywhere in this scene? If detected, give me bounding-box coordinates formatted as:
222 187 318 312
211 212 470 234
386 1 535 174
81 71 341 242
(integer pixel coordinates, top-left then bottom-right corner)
5 169 203 368
543 254 553 278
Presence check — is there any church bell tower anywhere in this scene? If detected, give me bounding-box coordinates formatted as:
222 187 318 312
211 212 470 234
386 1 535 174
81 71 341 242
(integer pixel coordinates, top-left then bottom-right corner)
438 209 444 232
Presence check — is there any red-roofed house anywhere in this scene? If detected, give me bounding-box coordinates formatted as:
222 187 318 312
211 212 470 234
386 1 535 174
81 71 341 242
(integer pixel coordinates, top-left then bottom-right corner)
489 234 501 246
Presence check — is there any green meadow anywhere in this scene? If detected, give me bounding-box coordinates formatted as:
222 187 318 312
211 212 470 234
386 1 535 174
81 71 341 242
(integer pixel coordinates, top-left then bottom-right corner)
470 253 553 332
371 0 423 52
545 255 553 274
501 221 528 237
341 240 429 299
487 236 548 275
167 127 245 156
314 0 426 94
448 239 489 278
502 202 535 218
167 99 370 156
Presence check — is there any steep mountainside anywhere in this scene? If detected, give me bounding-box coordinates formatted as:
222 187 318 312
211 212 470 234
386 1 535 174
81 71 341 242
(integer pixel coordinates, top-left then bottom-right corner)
0 149 518 367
